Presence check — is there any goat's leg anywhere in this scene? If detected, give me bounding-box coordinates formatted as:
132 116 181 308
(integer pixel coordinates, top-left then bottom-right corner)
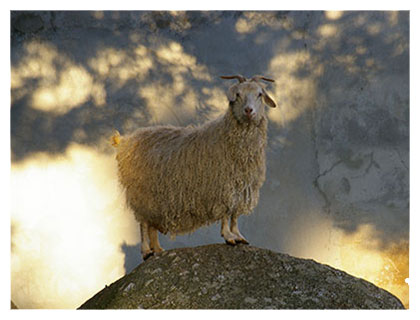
221 216 238 246
148 225 164 254
140 221 153 260
230 215 249 244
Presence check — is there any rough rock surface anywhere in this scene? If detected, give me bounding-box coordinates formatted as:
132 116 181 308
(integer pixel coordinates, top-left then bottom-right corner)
79 244 404 309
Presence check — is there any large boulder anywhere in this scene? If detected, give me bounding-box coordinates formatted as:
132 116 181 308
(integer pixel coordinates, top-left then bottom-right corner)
79 244 404 309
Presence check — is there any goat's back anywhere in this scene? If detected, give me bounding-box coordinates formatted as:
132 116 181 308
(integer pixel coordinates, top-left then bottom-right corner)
115 117 266 234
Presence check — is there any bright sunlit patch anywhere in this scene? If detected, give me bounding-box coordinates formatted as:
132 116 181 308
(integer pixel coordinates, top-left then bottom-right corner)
393 41 408 57
325 11 344 21
334 54 360 74
201 87 227 120
234 12 293 34
268 50 323 126
367 23 382 36
355 45 367 55
386 11 399 27
335 225 409 308
11 41 59 91
11 144 139 309
155 41 211 81
235 17 253 34
317 24 339 38
88 46 153 87
137 41 218 125
92 11 104 20
12 41 106 113
288 216 409 308
32 65 106 113
139 82 198 125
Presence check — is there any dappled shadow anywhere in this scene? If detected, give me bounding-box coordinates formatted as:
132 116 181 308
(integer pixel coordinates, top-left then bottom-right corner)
11 11 409 308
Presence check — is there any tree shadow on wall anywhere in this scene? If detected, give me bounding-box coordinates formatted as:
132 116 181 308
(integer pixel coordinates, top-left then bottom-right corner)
11 10 409 256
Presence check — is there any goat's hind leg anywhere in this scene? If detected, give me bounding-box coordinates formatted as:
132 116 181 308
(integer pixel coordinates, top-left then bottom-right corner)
140 221 153 260
148 225 164 254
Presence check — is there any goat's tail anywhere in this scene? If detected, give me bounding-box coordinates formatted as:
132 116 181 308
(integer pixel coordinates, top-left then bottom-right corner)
110 130 121 147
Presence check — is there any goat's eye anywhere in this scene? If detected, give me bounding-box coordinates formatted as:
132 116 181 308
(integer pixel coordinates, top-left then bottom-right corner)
258 92 263 97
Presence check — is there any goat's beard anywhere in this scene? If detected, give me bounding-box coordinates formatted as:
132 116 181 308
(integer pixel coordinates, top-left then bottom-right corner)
236 113 264 127
230 102 262 126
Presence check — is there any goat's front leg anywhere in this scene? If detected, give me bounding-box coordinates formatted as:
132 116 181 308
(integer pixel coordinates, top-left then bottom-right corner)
140 221 153 260
230 215 249 244
221 216 238 245
148 225 164 254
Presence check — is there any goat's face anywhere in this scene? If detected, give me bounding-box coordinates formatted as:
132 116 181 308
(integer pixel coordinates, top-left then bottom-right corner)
227 81 276 124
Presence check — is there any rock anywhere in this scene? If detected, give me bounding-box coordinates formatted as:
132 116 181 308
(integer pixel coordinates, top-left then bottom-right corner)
78 244 404 309
244 297 258 304
123 282 135 293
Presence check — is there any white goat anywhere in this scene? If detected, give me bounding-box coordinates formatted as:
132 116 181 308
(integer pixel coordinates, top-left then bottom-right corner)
111 75 276 259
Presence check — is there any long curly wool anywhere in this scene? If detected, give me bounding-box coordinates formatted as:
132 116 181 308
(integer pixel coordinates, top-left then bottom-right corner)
114 105 268 235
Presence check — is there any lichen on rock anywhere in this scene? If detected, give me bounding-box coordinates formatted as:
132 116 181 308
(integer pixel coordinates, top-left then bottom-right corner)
79 244 404 309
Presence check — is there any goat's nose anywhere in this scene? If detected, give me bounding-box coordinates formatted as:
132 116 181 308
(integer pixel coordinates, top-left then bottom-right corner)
244 107 253 115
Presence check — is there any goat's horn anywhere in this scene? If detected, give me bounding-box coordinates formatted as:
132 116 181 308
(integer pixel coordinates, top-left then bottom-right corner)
220 75 247 83
251 76 275 83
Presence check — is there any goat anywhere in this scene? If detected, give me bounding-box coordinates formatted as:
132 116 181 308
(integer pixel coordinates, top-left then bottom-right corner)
111 75 276 259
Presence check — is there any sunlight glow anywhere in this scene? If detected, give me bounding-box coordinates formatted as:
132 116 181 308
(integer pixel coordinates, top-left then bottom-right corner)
234 12 293 34
88 45 153 87
12 41 106 113
386 11 399 27
32 65 106 113
201 87 227 120
334 54 360 74
367 23 382 36
136 41 215 125
139 81 197 125
155 41 211 81
335 226 409 308
267 50 323 126
288 215 409 308
11 41 58 91
325 11 344 21
317 24 339 38
11 144 139 309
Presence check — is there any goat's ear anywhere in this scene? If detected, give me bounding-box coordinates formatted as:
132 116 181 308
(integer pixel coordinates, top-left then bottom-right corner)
262 89 276 108
227 84 239 102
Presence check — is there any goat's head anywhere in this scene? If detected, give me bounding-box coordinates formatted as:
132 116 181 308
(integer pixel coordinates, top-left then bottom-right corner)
221 75 276 124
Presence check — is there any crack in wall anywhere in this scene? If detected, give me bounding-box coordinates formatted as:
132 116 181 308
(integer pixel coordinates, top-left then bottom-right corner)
350 151 380 179
308 98 338 216
312 158 343 215
364 151 380 174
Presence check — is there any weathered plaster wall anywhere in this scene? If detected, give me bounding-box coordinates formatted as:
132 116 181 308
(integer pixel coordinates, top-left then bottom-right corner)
11 11 409 308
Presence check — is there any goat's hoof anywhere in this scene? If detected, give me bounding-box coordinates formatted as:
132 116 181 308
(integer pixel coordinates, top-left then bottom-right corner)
143 252 154 261
236 238 249 245
153 247 164 254
225 239 237 246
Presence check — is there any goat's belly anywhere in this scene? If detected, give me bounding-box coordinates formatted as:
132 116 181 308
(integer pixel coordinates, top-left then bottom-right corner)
147 186 259 235
152 198 229 234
